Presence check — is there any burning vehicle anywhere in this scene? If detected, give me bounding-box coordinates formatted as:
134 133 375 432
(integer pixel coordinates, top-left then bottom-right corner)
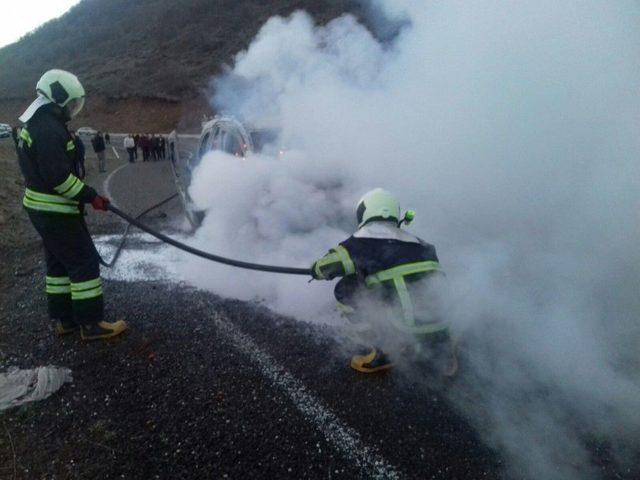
169 115 280 227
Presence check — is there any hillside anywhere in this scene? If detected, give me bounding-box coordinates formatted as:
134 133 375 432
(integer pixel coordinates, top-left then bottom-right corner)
0 0 362 132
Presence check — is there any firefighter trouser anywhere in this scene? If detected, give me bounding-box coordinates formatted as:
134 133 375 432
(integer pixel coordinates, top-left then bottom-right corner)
334 276 450 340
334 276 359 313
27 210 104 326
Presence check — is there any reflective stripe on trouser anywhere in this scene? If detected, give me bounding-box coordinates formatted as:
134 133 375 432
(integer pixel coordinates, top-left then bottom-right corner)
71 278 102 300
72 287 104 326
46 275 72 322
46 275 71 294
28 210 104 325
71 278 104 325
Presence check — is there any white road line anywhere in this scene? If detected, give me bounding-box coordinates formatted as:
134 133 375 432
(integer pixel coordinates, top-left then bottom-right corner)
209 311 402 480
103 162 130 209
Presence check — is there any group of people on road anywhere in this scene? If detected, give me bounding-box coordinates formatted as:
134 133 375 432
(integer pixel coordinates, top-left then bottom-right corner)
55 130 169 174
124 133 166 163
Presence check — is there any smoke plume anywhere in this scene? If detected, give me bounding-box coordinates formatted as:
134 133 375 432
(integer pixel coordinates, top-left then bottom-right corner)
180 1 640 478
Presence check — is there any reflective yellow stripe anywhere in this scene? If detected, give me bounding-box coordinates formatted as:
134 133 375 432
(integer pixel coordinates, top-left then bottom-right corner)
46 285 71 294
316 253 340 267
23 196 80 214
314 246 355 279
71 278 102 291
334 245 355 275
54 174 77 193
71 278 103 300
54 174 85 198
64 179 84 198
364 260 442 329
314 252 341 279
71 286 103 300
365 261 440 287
313 262 324 278
46 276 71 293
66 140 75 151
25 188 77 205
393 277 415 326
20 128 33 147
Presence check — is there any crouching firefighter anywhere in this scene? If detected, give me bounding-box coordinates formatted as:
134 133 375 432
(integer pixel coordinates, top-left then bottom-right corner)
311 188 456 375
17 69 128 340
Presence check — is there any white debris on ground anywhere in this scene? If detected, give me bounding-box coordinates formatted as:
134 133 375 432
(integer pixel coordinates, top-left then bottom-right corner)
94 233 185 283
0 366 72 412
95 231 342 325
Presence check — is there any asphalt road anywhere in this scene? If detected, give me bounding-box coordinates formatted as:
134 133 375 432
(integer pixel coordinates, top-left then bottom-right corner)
2 138 637 479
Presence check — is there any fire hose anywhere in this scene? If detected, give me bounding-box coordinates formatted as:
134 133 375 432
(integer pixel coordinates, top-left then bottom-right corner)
100 195 312 276
98 193 178 268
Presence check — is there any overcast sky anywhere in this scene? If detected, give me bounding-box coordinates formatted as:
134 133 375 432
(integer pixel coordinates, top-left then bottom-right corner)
0 0 80 49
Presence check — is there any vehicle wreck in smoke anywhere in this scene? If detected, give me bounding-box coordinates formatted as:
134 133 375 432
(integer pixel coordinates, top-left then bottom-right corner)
170 115 283 227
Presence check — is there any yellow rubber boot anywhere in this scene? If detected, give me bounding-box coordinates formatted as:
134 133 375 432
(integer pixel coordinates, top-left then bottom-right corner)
350 348 393 373
81 320 128 341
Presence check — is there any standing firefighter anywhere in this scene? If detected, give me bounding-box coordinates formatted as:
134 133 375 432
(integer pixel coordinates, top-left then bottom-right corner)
17 69 128 340
311 188 455 374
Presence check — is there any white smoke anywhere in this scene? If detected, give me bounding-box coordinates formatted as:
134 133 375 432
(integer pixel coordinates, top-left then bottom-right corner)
181 1 640 478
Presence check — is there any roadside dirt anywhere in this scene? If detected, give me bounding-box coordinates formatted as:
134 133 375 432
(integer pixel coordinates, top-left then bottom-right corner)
0 141 35 248
0 141 41 325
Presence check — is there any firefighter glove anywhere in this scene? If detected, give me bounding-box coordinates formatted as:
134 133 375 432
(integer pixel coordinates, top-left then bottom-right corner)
91 195 110 211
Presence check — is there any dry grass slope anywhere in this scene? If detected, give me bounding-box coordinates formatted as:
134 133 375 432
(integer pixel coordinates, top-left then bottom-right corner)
0 0 362 131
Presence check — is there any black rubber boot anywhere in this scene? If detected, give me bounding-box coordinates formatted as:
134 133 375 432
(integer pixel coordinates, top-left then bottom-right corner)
81 320 128 341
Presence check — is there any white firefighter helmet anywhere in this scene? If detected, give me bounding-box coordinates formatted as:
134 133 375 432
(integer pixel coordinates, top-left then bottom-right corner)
19 69 85 123
356 188 401 228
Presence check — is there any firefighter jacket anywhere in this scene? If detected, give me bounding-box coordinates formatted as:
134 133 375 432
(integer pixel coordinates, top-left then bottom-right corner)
17 104 97 215
312 220 446 334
